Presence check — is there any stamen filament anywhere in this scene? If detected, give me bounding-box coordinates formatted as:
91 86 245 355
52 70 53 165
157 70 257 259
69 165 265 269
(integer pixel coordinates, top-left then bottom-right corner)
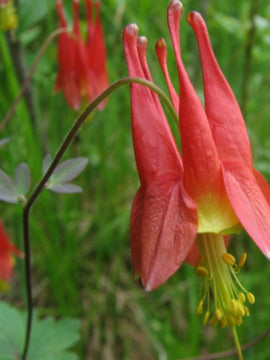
232 326 243 360
195 233 254 330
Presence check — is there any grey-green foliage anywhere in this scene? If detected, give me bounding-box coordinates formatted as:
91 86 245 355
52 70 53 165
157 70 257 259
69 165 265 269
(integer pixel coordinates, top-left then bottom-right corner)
0 302 80 360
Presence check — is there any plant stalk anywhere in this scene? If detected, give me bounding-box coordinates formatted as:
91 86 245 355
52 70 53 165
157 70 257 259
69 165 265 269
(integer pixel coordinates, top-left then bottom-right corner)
20 76 177 360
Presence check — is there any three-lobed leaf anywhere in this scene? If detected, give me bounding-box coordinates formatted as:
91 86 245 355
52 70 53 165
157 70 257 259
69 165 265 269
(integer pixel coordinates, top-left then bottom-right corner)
0 155 88 204
44 156 88 194
0 302 80 360
14 163 31 196
49 158 89 184
0 169 17 203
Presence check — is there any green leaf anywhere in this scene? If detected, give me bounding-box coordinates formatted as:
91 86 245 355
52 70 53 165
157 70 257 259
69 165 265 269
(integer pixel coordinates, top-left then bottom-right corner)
213 13 245 38
0 302 80 360
48 183 83 194
45 157 88 194
49 158 89 184
18 0 54 31
0 138 10 148
42 154 52 175
0 169 17 203
14 163 31 196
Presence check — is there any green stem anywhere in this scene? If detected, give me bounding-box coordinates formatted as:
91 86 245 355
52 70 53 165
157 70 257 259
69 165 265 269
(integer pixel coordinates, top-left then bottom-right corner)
21 76 177 360
26 77 177 211
232 326 243 360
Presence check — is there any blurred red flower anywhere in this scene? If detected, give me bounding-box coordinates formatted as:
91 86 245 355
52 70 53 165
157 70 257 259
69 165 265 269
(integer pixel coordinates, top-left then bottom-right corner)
0 220 22 284
0 0 9 6
55 0 108 110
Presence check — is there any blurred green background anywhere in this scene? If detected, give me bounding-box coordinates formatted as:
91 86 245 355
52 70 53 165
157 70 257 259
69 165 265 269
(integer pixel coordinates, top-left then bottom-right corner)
1 0 270 359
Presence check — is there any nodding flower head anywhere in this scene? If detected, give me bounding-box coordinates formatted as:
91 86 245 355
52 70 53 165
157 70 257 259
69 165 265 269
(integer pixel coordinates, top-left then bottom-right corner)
55 0 108 110
123 0 270 332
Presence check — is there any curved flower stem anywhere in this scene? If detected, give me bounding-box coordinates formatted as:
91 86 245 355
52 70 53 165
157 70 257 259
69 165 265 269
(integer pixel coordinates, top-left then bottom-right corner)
20 76 176 360
0 28 66 133
232 326 243 360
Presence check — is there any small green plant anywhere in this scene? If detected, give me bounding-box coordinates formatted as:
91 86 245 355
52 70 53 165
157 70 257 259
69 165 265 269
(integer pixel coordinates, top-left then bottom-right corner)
0 302 80 360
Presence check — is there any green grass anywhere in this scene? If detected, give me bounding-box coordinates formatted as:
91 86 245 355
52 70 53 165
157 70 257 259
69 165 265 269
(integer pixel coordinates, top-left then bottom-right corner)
1 0 270 359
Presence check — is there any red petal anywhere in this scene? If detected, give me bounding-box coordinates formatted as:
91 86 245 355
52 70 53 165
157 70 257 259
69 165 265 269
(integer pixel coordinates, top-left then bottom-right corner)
55 0 81 109
85 0 109 108
167 1 221 203
130 173 197 291
184 241 200 266
123 24 182 187
85 0 93 37
0 221 22 281
253 168 270 207
155 38 179 111
56 1 75 71
222 161 270 258
56 0 67 28
73 0 93 100
56 71 81 110
187 12 253 169
136 36 160 112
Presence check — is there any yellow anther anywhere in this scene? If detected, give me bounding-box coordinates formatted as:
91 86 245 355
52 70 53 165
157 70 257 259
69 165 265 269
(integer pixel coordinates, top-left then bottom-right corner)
195 255 205 268
236 302 245 317
220 317 227 329
209 314 219 327
156 38 165 48
215 308 222 320
195 266 209 277
238 292 246 303
244 306 250 316
227 314 235 326
235 316 243 326
222 253 236 266
247 292 255 304
203 310 210 326
238 252 247 269
196 300 204 315
230 299 237 316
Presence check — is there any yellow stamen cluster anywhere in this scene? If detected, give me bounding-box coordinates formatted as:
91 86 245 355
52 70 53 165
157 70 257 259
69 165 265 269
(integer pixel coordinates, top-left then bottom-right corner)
195 234 255 329
0 0 18 32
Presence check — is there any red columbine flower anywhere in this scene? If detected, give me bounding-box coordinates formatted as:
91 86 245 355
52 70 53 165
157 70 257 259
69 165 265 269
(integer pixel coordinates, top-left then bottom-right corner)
124 26 197 291
55 0 108 110
55 0 81 110
124 0 270 330
0 220 22 287
85 0 109 109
